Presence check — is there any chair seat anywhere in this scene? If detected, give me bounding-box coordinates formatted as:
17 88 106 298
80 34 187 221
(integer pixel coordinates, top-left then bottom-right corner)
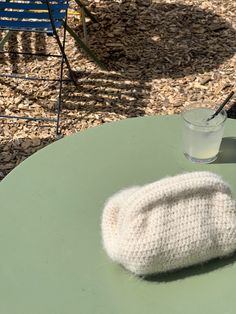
0 0 68 33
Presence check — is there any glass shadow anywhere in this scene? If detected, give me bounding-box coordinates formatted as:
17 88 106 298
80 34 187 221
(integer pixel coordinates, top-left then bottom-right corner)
214 137 236 164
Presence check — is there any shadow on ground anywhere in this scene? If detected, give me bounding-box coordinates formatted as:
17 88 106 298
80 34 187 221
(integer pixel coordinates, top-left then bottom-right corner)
86 1 236 80
0 1 236 117
0 31 47 71
65 0 236 113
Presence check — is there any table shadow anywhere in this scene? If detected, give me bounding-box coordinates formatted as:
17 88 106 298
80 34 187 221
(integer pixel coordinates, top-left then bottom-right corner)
213 137 236 164
144 251 236 283
87 1 236 79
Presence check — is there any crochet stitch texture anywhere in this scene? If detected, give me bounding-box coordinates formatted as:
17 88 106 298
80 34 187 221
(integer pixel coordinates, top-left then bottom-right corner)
101 171 236 276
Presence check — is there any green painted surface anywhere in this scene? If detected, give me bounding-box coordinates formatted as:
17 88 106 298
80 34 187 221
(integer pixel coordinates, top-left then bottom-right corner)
0 115 236 314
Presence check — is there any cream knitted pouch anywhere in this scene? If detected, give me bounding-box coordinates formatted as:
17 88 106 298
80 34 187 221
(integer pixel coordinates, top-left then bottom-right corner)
101 171 236 276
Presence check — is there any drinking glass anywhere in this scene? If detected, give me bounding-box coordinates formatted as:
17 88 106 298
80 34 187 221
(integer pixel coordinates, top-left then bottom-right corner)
181 107 227 163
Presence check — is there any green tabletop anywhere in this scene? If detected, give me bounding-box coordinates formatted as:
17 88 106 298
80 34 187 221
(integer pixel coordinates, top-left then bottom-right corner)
0 115 236 314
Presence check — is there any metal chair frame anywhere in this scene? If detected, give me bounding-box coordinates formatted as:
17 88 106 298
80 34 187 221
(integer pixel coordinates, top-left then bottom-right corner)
0 0 77 135
0 0 86 135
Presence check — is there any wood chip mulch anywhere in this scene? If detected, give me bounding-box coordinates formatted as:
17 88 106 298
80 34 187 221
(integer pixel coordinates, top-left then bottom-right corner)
0 0 236 179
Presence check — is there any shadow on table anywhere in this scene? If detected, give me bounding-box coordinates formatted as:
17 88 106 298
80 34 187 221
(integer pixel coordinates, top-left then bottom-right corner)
144 251 236 283
213 137 236 164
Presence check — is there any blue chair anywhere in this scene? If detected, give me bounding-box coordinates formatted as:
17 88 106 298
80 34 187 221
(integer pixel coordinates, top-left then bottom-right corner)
0 0 77 135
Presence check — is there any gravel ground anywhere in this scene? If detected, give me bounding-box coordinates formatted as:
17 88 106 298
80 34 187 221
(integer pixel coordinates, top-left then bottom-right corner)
0 0 236 179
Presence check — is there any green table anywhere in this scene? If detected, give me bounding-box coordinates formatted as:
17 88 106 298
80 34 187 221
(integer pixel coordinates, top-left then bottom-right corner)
0 115 236 314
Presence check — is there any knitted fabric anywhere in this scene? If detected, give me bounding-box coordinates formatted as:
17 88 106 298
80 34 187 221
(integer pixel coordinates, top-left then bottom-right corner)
101 171 236 276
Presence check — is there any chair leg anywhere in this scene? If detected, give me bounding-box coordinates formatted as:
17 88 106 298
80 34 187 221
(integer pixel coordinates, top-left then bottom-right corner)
64 23 107 71
80 7 87 43
65 0 108 70
56 54 64 136
74 0 98 23
0 30 12 49
53 29 77 86
45 0 77 86
55 2 70 136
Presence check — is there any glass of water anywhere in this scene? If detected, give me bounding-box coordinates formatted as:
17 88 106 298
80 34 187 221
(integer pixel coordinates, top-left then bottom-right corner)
181 107 227 163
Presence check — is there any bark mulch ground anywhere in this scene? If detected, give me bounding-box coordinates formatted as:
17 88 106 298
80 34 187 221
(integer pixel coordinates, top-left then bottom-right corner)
0 0 236 179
